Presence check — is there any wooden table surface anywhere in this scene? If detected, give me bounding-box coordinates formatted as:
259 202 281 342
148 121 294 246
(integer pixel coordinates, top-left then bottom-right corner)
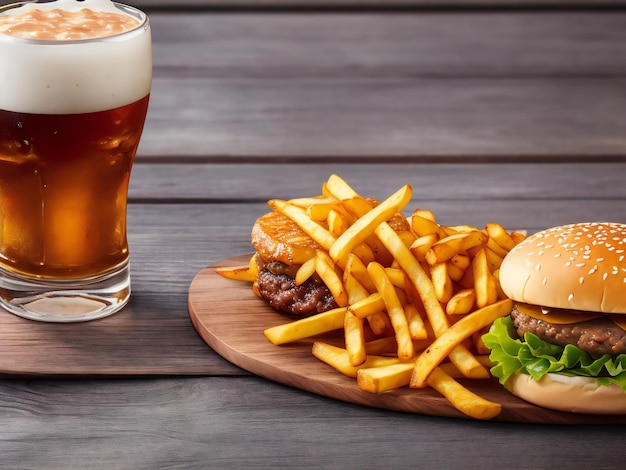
2 0 626 468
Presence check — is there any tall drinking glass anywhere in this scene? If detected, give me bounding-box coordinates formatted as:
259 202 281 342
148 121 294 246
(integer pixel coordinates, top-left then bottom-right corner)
0 0 152 322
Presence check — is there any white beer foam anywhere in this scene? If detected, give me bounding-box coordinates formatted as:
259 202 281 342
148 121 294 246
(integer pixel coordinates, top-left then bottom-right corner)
0 1 152 114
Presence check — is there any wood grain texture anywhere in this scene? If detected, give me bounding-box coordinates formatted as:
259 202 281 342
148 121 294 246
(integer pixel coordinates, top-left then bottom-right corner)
150 12 626 78
139 78 626 159
1 377 625 469
134 11 626 159
129 162 626 201
189 256 626 424
0 287 239 377
133 0 626 9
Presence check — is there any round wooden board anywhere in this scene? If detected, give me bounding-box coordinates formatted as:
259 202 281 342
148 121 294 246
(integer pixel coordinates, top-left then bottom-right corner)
188 256 626 423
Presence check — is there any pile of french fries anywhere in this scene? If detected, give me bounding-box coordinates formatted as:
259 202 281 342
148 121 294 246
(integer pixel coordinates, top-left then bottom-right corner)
217 174 525 420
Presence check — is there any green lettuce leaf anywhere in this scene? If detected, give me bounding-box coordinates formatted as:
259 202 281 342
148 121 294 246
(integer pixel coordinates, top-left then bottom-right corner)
481 316 626 390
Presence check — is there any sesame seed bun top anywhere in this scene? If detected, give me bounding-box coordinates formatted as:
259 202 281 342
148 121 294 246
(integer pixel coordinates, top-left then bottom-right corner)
499 222 626 314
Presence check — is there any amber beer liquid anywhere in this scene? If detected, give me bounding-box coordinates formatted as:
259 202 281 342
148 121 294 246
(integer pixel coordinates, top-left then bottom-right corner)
0 1 152 321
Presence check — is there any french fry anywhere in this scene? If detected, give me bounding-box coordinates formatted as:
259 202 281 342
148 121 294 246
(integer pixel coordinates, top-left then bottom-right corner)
315 250 349 307
358 345 489 396
430 263 453 304
425 231 487 265
411 210 440 236
486 222 517 251
343 271 369 305
405 301 428 340
364 233 395 266
215 265 255 282
449 253 471 271
288 196 337 208
511 231 527 244
446 288 476 315
295 257 316 285
472 248 498 308
375 222 480 376
364 336 398 355
344 311 367 366
306 202 339 222
340 197 375 218
446 262 465 282
438 354 494 378
348 292 386 319
367 261 414 361
410 299 512 388
458 263 475 290
327 209 350 237
409 234 439 262
447 348 490 380
312 342 401 378
426 367 501 420
492 269 508 300
358 362 415 393
485 236 509 259
328 184 412 268
344 253 377 293
324 174 364 204
352 242 376 266
264 307 348 345
366 311 392 336
484 247 505 273
269 199 336 251
472 329 491 355
384 267 406 289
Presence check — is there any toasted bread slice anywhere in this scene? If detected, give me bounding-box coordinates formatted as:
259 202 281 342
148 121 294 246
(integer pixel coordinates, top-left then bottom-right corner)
251 211 321 266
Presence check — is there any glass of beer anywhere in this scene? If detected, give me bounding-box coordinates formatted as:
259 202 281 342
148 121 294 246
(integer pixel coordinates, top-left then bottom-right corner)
0 0 152 322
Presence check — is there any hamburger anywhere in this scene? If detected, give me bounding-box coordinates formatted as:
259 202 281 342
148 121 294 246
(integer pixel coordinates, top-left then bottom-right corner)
482 222 626 414
251 210 338 316
250 204 410 317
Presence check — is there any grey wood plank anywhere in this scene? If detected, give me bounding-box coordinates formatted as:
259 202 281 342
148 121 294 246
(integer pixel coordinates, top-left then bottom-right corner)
150 12 626 78
138 77 626 159
129 162 626 201
0 376 624 469
134 0 626 9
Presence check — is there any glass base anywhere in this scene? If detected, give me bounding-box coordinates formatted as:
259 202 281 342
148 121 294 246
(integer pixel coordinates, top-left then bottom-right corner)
0 261 130 322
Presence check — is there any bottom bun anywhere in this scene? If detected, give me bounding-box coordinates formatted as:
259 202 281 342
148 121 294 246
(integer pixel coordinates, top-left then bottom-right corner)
506 373 626 414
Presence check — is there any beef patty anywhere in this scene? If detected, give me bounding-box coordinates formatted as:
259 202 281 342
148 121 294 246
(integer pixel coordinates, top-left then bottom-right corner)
511 304 626 357
254 258 338 316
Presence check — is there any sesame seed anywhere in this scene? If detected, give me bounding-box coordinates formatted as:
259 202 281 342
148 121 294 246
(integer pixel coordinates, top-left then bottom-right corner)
568 293 574 301
579 277 584 284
